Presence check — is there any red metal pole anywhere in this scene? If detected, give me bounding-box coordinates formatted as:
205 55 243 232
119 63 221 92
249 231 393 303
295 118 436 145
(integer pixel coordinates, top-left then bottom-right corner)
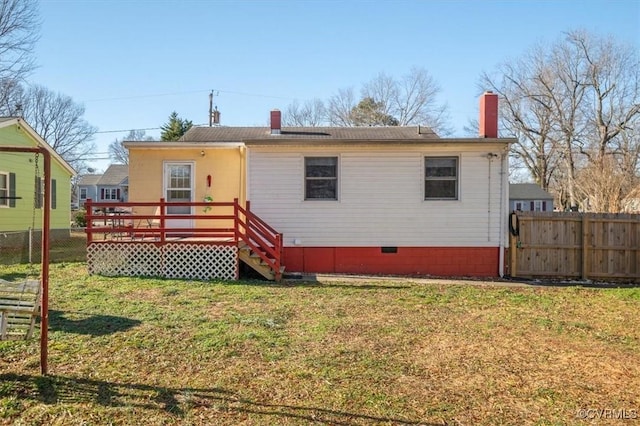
85 199 93 243
40 148 50 375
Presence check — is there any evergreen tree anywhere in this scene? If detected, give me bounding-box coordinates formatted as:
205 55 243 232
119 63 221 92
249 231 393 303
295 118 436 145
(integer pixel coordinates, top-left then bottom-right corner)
349 97 399 126
160 111 193 141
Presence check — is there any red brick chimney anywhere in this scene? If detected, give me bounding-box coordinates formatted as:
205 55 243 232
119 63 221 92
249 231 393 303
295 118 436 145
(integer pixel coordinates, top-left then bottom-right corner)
479 91 498 138
270 109 281 135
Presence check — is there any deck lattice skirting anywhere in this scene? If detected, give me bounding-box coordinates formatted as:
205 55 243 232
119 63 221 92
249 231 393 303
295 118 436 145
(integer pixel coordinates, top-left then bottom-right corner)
87 242 238 281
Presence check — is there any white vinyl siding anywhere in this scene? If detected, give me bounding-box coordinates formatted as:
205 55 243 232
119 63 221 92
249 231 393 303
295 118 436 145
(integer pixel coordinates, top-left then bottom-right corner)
248 145 507 248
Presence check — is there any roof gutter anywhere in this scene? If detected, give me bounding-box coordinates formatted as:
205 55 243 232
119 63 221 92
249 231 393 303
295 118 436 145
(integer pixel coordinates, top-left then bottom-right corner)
243 138 516 146
124 141 245 149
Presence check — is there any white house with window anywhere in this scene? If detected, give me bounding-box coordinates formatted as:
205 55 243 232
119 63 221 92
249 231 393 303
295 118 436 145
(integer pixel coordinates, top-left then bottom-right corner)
509 183 554 212
244 124 511 276
125 93 515 278
77 164 128 208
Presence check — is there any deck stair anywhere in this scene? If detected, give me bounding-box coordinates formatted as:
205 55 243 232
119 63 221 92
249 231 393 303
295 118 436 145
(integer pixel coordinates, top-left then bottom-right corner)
238 242 285 281
235 200 284 282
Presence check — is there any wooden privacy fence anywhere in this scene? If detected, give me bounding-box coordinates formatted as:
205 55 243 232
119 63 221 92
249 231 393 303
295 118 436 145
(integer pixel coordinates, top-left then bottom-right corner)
509 212 640 281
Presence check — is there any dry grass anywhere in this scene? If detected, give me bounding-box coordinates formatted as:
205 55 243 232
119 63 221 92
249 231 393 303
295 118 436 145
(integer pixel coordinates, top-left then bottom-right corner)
0 263 639 425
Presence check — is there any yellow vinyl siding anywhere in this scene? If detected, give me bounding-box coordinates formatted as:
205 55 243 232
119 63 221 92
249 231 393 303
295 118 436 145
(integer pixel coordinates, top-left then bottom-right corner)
128 146 245 229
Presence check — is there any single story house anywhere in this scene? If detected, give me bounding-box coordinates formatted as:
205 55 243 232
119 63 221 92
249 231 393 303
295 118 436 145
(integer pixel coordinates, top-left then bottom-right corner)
77 164 129 208
509 183 554 212
124 92 515 278
0 117 75 239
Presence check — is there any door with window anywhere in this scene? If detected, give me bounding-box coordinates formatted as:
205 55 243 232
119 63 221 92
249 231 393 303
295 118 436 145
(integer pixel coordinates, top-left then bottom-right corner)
164 162 194 232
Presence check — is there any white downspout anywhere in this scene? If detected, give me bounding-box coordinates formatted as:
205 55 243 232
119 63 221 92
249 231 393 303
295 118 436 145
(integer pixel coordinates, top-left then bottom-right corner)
498 149 508 277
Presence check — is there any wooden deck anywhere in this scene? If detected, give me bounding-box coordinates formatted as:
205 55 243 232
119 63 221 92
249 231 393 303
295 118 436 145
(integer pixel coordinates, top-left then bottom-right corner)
85 199 284 281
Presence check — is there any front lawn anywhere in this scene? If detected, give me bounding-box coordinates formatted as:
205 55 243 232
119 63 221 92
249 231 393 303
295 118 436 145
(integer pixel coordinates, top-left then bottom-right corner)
1 263 639 425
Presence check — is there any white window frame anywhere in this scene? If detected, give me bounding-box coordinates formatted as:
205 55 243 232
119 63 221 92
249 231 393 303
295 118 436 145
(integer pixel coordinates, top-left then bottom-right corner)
103 188 119 200
534 200 543 212
162 162 195 230
304 156 339 201
80 187 87 200
424 156 459 200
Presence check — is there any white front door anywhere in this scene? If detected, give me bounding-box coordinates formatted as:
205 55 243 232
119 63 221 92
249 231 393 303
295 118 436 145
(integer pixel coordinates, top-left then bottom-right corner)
163 162 194 232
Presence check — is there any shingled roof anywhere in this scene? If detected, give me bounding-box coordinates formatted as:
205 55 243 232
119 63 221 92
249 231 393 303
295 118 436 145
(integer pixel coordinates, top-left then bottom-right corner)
79 165 128 186
509 183 553 200
180 126 440 143
99 165 128 186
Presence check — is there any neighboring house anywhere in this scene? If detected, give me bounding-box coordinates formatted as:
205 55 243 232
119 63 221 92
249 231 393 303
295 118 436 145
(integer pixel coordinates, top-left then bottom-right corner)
509 183 554 212
0 117 75 237
77 164 129 207
126 92 515 277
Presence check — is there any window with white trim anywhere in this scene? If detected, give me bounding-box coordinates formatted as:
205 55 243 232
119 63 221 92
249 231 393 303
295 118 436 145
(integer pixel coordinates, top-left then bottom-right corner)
305 157 338 200
103 188 119 200
165 163 192 215
80 188 87 200
425 157 458 200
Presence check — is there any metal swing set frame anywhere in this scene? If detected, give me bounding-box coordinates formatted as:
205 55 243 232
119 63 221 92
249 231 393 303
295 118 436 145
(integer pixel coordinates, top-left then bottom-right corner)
0 145 51 375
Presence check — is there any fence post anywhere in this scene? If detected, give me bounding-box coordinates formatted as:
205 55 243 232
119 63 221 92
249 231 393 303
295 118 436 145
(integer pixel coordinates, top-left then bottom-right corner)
509 232 517 278
233 198 239 243
86 199 93 244
581 215 590 280
159 198 166 243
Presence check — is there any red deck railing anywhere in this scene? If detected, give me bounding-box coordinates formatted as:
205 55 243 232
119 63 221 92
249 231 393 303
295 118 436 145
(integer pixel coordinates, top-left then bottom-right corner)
84 198 283 280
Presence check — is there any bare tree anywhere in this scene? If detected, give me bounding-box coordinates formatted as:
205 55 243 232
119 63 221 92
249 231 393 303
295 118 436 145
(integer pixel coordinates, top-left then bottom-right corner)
0 0 39 84
283 98 326 126
20 84 97 170
481 48 562 191
366 67 451 134
326 87 357 126
109 129 153 164
321 68 450 133
482 30 640 212
0 76 23 114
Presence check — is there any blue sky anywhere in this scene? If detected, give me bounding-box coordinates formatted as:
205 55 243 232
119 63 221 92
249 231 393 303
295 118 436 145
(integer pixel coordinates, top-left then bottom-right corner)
32 0 639 172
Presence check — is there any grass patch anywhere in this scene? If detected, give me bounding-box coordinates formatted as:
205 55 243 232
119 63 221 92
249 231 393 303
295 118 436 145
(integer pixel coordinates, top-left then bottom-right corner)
1 263 639 425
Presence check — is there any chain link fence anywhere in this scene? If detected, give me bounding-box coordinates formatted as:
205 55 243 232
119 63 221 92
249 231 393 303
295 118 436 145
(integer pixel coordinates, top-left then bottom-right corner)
0 228 87 265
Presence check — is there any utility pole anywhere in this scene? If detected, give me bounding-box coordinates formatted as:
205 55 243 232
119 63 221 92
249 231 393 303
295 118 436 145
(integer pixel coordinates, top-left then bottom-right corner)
209 90 220 127
209 91 213 127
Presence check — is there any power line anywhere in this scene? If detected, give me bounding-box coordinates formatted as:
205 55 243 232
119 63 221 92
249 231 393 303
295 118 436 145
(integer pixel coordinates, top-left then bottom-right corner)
95 123 208 135
95 127 160 134
84 89 209 102
83 88 295 104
